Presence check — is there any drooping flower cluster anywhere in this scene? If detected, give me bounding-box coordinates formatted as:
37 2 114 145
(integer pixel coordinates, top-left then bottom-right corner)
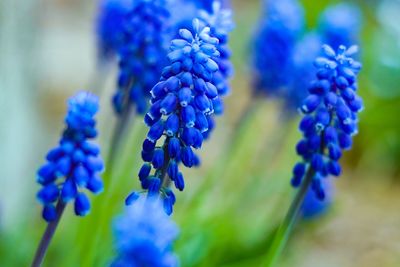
252 0 304 94
318 3 362 50
36 92 104 222
251 1 362 112
111 196 179 267
96 0 133 61
113 0 172 115
126 19 222 214
291 45 363 199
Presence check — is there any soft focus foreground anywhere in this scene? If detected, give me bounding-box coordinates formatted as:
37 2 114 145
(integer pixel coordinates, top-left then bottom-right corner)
1 0 400 266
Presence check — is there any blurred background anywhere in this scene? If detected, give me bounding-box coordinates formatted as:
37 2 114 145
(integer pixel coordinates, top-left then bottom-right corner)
1 0 400 266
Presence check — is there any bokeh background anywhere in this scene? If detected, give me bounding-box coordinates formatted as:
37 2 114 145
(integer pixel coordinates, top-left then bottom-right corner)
1 0 400 266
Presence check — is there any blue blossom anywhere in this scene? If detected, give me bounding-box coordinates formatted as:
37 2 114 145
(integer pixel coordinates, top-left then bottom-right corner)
252 0 304 94
111 196 179 267
292 45 363 199
36 92 104 222
287 32 323 111
96 0 134 61
318 3 362 50
199 1 234 100
187 0 231 13
113 0 172 115
301 177 334 219
126 19 222 214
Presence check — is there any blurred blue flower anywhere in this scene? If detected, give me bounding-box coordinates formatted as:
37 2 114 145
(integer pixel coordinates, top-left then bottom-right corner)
287 32 323 111
113 0 172 115
111 196 179 267
252 0 304 95
301 177 334 219
199 1 234 100
36 92 104 221
96 0 134 61
318 3 362 50
292 45 363 199
188 0 231 13
126 19 223 214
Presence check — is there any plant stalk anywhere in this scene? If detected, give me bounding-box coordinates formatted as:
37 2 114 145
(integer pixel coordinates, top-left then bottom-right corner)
31 201 66 267
263 167 315 267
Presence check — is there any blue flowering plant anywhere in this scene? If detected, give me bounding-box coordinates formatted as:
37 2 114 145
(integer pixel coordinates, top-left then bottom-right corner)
113 0 172 115
125 19 222 214
252 0 304 95
111 196 179 267
292 44 363 199
36 91 104 222
96 0 133 61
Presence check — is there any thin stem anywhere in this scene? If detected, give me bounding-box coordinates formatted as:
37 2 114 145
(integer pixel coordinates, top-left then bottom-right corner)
263 167 315 267
31 201 66 267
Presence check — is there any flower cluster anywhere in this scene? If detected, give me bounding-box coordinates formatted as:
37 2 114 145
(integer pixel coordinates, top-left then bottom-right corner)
96 0 133 61
126 19 222 214
113 0 171 115
111 196 179 267
252 0 304 94
199 1 234 101
292 45 363 199
252 1 362 112
301 177 333 219
36 92 104 222
318 3 362 50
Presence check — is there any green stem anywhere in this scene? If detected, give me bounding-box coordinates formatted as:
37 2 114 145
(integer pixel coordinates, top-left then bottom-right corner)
31 201 66 267
263 167 315 267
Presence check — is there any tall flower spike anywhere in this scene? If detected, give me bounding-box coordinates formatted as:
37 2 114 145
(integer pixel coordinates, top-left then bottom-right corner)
318 3 362 50
252 0 304 94
111 196 179 267
292 45 363 199
126 19 221 214
113 0 171 115
96 0 133 61
36 92 104 221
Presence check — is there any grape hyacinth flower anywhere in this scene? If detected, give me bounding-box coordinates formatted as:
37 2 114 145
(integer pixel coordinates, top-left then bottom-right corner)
252 0 304 94
113 0 171 115
111 196 179 267
301 177 334 219
36 92 104 222
318 3 362 50
292 44 363 199
96 0 133 61
287 32 323 111
126 19 222 214
199 1 234 103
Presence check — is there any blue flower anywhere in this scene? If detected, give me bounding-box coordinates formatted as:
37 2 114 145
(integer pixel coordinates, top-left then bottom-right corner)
96 0 134 61
187 0 231 13
111 196 179 267
199 1 234 100
318 3 362 50
252 0 304 94
292 45 363 199
301 177 334 219
36 92 104 221
113 0 172 115
287 32 323 111
126 19 222 214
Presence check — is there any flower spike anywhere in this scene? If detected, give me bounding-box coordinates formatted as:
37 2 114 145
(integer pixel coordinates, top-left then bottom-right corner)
292 44 363 199
36 91 104 221
126 19 225 214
